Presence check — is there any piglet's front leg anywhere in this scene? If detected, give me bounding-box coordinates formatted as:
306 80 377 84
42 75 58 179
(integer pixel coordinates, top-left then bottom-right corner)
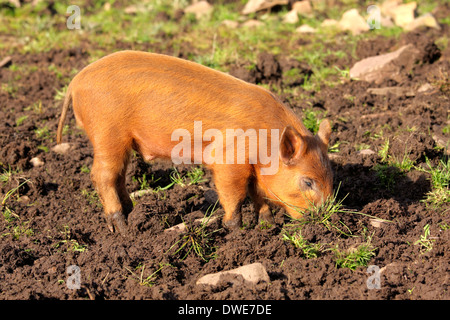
211 164 252 230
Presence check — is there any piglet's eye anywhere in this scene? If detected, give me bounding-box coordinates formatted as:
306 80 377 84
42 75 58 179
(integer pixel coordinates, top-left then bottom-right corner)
303 179 314 189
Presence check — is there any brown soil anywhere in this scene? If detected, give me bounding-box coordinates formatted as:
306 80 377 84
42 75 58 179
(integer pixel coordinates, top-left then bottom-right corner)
0 20 449 300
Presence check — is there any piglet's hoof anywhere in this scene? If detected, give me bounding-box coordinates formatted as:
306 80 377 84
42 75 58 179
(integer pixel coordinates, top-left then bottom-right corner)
223 216 242 230
258 210 275 226
106 211 128 234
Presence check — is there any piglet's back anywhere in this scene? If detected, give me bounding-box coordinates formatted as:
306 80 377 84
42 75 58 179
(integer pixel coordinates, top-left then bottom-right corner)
71 51 305 134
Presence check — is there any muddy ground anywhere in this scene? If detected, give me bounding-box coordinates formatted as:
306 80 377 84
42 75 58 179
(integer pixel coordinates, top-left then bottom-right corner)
0 7 449 300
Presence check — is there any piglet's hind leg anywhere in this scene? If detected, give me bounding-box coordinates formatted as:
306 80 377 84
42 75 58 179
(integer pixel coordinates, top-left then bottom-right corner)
90 147 131 234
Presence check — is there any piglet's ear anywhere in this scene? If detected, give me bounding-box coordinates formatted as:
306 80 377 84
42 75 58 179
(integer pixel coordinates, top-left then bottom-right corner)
317 119 331 146
279 126 304 165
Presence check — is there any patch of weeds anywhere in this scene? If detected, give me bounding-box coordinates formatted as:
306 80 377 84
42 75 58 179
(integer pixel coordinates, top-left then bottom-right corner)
37 145 49 153
48 64 64 79
278 184 354 237
1 174 33 240
414 224 436 254
374 138 416 190
53 225 87 253
438 222 449 231
1 82 18 98
125 262 171 287
355 143 371 151
81 189 102 208
15 115 28 126
378 138 390 163
132 173 154 191
258 220 273 230
417 156 450 206
302 108 326 135
2 206 18 225
167 204 221 262
328 141 340 153
186 166 206 185
282 227 326 259
373 164 401 191
170 166 206 187
275 183 391 237
80 165 90 174
25 100 43 114
2 220 34 240
430 68 450 95
1 176 29 207
442 125 450 135
0 166 18 185
332 234 376 270
35 125 51 140
393 152 415 172
54 85 67 101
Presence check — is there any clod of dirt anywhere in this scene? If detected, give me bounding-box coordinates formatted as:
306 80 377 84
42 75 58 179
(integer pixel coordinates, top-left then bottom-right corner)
229 52 281 85
196 262 270 286
390 131 436 163
367 86 415 97
257 52 281 81
229 53 311 87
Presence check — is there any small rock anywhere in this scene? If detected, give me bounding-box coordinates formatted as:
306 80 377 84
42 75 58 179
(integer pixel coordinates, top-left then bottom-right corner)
196 263 270 286
390 2 416 28
380 0 402 18
370 218 388 228
380 16 395 28
241 19 264 28
418 83 433 93
338 9 370 35
18 195 30 203
432 134 449 155
30 157 45 167
357 149 376 156
404 13 440 31
165 222 187 233
165 215 219 233
283 9 299 24
221 19 239 28
124 4 147 14
51 143 72 155
8 0 20 8
0 56 12 68
292 1 312 16
321 19 338 28
242 0 288 15
349 44 420 84
367 86 415 97
295 24 316 33
185 0 213 20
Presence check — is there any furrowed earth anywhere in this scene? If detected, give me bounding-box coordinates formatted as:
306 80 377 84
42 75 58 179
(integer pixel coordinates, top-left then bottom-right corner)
0 0 449 300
